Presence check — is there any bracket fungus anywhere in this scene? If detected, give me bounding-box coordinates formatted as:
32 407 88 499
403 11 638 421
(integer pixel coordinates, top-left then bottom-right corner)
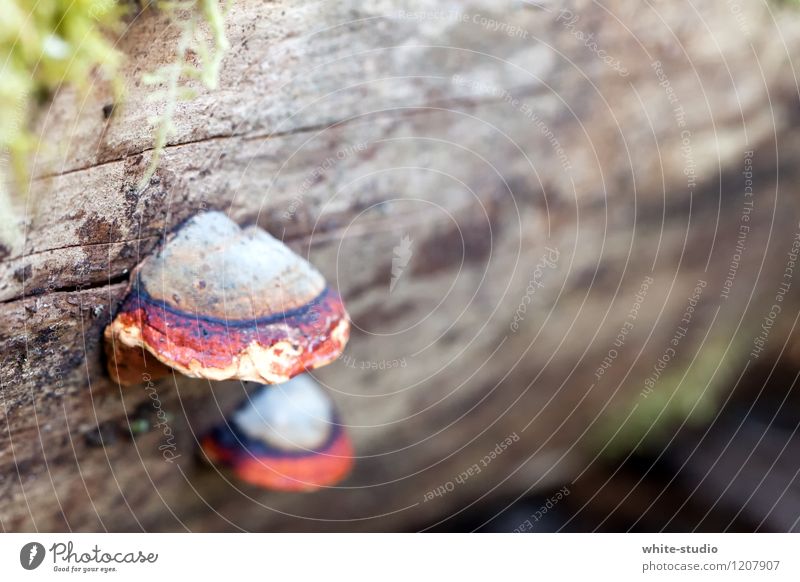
104 211 350 385
201 374 353 491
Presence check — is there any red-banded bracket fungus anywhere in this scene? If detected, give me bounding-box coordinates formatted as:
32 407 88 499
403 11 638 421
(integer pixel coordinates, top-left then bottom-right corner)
104 211 350 385
201 374 353 491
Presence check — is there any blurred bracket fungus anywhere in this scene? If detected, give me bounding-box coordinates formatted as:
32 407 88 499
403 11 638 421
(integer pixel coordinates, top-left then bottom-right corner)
104 211 351 385
201 374 354 491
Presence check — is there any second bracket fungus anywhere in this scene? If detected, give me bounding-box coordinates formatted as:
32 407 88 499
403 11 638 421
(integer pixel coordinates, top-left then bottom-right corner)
201 374 354 491
105 212 350 385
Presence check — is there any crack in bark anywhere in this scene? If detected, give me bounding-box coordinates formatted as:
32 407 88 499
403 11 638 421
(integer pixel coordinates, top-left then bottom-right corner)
0 276 129 307
32 86 545 182
0 235 160 267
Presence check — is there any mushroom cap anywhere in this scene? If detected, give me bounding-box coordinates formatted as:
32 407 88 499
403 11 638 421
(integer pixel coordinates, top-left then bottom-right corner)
105 212 350 385
201 375 353 491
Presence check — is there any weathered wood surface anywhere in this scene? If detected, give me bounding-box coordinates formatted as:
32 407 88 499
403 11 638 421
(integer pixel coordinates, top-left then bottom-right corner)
1 0 800 530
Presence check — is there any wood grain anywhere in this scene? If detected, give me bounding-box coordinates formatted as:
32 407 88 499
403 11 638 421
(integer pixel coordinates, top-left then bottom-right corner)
1 0 800 531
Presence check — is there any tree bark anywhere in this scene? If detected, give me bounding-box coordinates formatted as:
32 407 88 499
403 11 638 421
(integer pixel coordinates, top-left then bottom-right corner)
1 0 800 531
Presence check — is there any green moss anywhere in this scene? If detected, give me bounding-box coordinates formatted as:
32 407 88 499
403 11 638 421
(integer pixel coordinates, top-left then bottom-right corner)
0 0 230 249
0 0 123 179
139 0 230 189
595 338 743 457
0 0 123 247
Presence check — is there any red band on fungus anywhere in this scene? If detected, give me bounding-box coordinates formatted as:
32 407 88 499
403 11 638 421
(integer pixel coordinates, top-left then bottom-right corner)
201 424 353 492
112 284 348 383
104 212 350 385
